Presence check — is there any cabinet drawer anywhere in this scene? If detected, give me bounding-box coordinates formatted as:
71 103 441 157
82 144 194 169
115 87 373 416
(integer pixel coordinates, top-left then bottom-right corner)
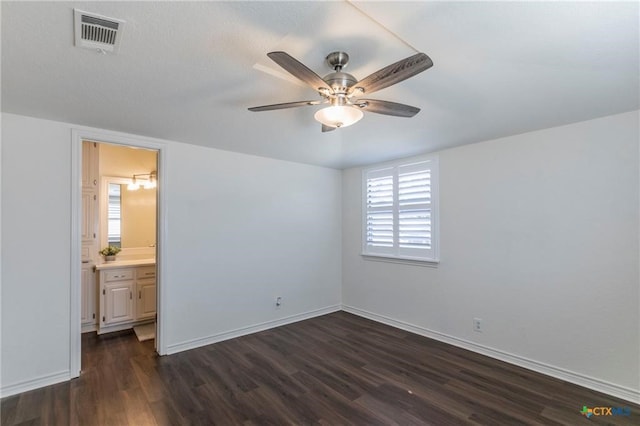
104 269 134 282
137 266 156 278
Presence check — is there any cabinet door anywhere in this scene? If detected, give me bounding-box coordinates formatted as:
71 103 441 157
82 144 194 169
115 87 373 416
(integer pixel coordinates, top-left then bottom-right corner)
82 141 98 189
82 190 97 243
81 265 97 326
104 282 134 325
136 279 156 320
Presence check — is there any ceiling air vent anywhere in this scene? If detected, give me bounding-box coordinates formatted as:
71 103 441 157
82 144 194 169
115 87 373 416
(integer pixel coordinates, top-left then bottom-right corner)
74 9 126 53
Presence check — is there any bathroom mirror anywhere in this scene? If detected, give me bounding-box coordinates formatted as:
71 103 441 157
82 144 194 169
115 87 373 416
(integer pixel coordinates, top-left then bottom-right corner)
100 176 156 249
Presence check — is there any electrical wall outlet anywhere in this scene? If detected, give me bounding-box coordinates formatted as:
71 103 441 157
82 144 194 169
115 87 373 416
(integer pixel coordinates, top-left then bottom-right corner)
275 296 282 308
473 317 482 332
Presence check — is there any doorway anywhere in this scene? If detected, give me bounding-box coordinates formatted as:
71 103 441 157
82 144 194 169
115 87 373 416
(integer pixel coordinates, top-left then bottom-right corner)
70 129 166 377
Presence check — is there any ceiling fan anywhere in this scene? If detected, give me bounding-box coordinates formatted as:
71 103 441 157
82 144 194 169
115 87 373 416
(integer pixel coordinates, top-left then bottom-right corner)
248 51 433 132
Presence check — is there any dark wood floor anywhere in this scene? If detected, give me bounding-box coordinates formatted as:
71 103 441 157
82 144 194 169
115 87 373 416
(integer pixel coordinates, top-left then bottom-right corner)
2 312 638 425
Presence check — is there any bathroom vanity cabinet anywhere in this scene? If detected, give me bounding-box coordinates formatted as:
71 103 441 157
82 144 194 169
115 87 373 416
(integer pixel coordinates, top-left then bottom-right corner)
96 261 156 334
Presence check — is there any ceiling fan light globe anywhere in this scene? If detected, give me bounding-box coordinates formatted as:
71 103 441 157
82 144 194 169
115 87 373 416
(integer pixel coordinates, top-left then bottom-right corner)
314 106 363 129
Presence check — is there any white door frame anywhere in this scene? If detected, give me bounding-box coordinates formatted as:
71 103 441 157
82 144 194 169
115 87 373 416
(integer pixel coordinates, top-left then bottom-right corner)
70 128 168 377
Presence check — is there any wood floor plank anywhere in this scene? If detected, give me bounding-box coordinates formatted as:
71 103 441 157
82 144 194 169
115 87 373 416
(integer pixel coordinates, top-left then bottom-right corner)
192 382 249 425
122 387 155 423
354 392 432 426
39 383 70 426
2 311 638 425
148 397 187 426
11 387 45 424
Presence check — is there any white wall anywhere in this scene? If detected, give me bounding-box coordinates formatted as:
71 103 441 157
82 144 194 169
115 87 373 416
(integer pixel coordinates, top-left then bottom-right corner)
343 111 639 400
164 142 342 352
1 113 342 394
1 115 73 390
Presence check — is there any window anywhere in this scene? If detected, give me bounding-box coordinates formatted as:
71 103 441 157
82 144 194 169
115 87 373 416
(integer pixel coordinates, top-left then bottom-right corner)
362 156 439 263
107 183 122 247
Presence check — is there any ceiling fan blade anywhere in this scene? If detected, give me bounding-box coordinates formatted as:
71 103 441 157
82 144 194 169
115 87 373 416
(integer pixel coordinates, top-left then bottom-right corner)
357 99 420 117
321 124 336 133
267 51 333 93
355 53 433 95
248 100 322 112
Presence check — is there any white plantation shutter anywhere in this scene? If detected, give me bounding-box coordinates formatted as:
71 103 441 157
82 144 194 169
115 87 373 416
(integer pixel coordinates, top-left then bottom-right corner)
107 184 121 245
366 169 394 253
398 164 431 256
363 157 438 261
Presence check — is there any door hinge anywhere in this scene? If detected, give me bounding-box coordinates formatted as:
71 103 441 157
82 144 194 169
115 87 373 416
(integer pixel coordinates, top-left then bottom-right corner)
102 289 105 295
93 142 97 148
139 291 142 299
93 179 97 186
93 233 96 238
92 313 95 319
102 316 105 322
130 291 133 300
93 194 97 200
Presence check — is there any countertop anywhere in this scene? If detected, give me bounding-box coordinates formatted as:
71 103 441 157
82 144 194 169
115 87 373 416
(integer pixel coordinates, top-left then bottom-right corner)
95 258 156 270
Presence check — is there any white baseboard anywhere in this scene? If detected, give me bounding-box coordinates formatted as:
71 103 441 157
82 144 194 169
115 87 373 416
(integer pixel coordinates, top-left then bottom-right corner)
165 305 342 355
342 305 640 404
6 305 637 405
0 370 70 399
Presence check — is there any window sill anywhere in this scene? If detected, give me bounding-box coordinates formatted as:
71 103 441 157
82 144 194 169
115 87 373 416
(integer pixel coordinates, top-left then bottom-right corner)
360 253 440 268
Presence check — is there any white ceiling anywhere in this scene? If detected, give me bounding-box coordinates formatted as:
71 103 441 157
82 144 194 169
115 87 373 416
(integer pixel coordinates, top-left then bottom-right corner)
2 1 638 169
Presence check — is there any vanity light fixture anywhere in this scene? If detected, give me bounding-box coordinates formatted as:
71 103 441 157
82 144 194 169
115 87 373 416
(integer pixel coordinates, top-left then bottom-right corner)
127 171 157 191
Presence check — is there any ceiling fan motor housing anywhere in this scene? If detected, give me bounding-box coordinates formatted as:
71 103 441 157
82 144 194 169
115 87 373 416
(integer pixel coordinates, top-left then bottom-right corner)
323 71 358 95
322 51 358 95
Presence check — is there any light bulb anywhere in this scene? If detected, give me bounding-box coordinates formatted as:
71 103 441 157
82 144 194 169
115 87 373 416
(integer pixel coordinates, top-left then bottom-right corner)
127 177 139 191
144 173 157 189
143 180 156 189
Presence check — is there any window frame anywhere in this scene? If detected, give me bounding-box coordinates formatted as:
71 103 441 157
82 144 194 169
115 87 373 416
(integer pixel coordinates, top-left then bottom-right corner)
361 155 439 264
